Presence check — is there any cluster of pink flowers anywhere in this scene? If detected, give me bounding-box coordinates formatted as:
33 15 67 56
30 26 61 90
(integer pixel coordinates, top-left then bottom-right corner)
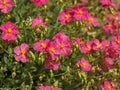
33 32 71 70
0 21 19 42
58 5 98 26
38 85 59 90
101 80 116 90
30 0 48 7
0 0 14 13
14 43 29 63
75 34 120 71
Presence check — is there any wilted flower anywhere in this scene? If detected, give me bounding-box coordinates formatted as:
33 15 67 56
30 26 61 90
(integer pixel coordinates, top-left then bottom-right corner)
77 58 91 72
0 0 14 13
0 21 19 42
14 43 29 63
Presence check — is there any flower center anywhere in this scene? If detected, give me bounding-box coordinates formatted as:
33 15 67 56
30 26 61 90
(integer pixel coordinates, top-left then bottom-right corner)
97 44 101 49
81 62 86 68
108 24 113 29
2 1 7 7
64 14 70 20
40 43 46 48
49 47 55 54
116 39 120 45
105 85 111 90
7 28 12 34
78 10 83 15
86 45 91 51
60 43 64 49
89 17 93 23
20 50 26 56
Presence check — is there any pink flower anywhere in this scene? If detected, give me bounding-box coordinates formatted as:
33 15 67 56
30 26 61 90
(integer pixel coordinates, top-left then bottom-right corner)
30 0 48 7
38 85 51 90
46 42 59 60
45 56 60 70
77 58 91 72
100 0 110 6
86 14 98 27
53 32 70 42
38 85 60 90
0 21 19 42
81 41 93 53
101 80 116 90
101 40 110 51
102 22 118 34
111 34 120 48
32 17 47 28
105 46 119 58
102 57 114 70
92 39 102 50
71 5 88 21
75 38 84 47
0 0 14 13
81 0 87 3
14 43 29 63
53 32 71 56
33 39 50 52
58 10 73 25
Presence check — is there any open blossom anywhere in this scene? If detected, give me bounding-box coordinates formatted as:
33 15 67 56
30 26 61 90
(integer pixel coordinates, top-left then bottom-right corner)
45 59 60 71
53 32 71 56
0 0 14 14
101 40 110 51
46 42 59 60
30 0 48 7
100 0 111 6
81 0 87 3
105 46 119 58
111 34 120 49
0 21 19 42
81 41 93 53
102 57 114 70
14 43 29 63
77 58 91 72
86 14 98 27
33 39 50 52
101 80 116 90
92 39 102 50
102 22 118 34
75 38 84 47
58 10 73 25
38 85 60 90
32 17 47 28
71 5 88 21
